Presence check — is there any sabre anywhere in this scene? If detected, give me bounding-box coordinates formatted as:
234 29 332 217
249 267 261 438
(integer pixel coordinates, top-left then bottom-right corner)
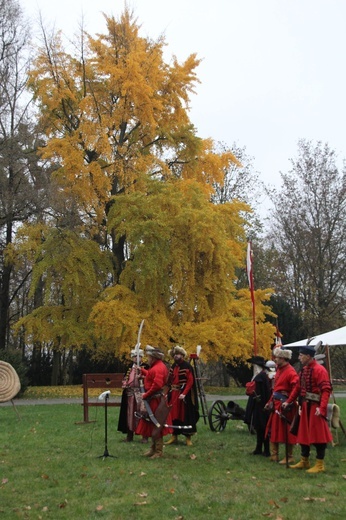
275 409 291 468
135 319 145 374
134 412 192 429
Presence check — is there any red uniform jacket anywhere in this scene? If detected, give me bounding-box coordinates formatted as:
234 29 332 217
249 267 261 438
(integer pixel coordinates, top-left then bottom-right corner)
290 359 333 445
135 359 171 438
265 362 299 444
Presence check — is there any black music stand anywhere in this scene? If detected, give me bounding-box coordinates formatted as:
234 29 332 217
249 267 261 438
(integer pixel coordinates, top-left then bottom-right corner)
98 392 116 459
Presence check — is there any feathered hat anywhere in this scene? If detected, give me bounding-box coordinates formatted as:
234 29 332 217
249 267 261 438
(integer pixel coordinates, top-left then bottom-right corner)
130 348 144 357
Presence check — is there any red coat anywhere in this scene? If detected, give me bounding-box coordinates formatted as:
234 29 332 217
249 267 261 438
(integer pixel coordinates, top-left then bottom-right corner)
265 363 299 444
135 359 172 438
291 359 332 445
167 360 199 433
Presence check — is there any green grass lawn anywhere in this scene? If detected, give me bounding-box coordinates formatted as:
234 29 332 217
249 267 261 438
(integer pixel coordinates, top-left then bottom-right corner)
1 399 346 520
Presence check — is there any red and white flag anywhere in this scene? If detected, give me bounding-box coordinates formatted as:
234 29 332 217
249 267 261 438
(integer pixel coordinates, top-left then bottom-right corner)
247 241 257 355
246 242 255 301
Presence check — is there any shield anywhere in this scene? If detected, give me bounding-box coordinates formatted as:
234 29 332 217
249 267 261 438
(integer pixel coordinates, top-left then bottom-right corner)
0 361 21 403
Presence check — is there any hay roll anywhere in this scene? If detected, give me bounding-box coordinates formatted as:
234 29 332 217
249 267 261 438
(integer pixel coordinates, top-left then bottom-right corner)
0 361 21 402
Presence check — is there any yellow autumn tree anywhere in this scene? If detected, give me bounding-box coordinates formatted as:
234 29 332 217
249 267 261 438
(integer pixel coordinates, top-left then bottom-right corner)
17 7 274 363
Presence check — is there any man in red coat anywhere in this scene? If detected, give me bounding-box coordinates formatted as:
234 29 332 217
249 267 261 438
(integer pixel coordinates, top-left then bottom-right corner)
286 344 332 473
165 346 199 446
136 346 172 458
264 347 298 464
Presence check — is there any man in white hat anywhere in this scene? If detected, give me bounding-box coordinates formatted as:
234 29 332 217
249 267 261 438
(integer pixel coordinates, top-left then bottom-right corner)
117 348 148 443
264 347 299 464
165 346 199 446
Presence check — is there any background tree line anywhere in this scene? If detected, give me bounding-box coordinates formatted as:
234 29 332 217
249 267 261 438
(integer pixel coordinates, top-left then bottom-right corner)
1 1 345 387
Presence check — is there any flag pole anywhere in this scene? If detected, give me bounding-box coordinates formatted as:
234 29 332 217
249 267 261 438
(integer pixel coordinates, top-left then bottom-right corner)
247 241 257 356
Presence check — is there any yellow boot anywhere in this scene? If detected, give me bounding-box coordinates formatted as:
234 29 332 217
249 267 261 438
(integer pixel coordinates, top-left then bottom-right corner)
165 434 178 445
270 442 279 462
289 456 310 469
279 444 295 465
185 435 193 446
306 459 325 473
150 438 163 459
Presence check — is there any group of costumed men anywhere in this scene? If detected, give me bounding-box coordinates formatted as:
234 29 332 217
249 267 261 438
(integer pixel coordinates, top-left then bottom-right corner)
245 344 333 473
118 340 333 471
117 344 199 459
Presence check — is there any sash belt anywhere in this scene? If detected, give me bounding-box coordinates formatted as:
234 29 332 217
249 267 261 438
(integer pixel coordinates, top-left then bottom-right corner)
304 391 320 403
273 391 289 401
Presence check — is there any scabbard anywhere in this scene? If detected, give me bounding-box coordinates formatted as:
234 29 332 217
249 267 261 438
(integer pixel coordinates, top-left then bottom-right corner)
143 399 161 428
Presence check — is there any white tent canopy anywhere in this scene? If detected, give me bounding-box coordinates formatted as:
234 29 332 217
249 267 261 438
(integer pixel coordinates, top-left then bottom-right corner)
284 326 346 348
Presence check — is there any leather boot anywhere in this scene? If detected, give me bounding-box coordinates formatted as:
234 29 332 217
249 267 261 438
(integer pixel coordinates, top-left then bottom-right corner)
185 435 193 446
126 431 134 442
278 444 295 464
165 434 178 445
150 438 163 459
270 442 279 462
306 459 325 473
143 442 155 457
263 438 270 457
289 456 310 469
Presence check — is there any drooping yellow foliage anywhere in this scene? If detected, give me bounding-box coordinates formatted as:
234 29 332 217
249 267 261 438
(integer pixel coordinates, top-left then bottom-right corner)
18 6 275 362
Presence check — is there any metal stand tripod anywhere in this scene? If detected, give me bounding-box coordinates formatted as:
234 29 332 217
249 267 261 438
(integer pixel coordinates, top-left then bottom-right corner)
190 352 208 424
98 393 116 459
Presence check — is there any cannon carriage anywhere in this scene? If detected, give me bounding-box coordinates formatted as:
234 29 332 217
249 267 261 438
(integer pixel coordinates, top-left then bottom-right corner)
208 399 248 432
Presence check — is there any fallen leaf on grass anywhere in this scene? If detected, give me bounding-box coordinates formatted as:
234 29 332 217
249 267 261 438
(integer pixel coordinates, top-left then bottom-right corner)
41 474 49 480
190 454 197 460
1 478 8 485
342 475 346 479
138 492 148 498
261 513 274 517
95 505 104 511
268 499 280 509
170 488 175 494
303 497 326 502
171 506 178 511
42 506 49 512
279 497 288 503
139 472 146 477
134 501 147 506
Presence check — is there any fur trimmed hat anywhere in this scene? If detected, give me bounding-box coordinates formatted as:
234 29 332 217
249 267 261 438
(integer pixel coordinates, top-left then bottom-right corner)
273 347 292 360
145 346 165 360
169 345 187 358
130 348 143 357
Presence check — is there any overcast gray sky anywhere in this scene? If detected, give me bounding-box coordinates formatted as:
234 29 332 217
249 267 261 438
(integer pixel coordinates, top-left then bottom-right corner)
23 0 346 211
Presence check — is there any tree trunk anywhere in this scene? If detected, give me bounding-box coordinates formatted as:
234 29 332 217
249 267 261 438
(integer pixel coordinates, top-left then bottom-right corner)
51 350 61 386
